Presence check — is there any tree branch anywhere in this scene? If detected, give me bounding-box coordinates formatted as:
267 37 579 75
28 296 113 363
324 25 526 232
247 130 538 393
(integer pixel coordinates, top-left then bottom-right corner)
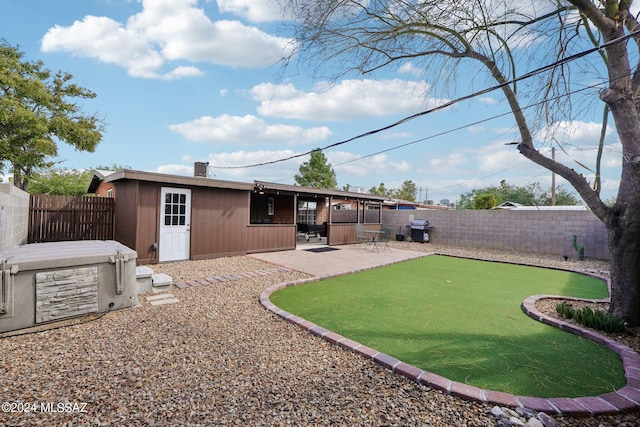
568 0 617 32
517 143 609 220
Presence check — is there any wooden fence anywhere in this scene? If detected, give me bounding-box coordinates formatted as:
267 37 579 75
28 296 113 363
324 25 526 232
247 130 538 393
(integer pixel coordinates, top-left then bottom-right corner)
28 195 114 243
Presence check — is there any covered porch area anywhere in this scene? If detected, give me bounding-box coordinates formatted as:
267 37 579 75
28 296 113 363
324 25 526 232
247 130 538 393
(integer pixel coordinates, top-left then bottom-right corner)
246 181 387 253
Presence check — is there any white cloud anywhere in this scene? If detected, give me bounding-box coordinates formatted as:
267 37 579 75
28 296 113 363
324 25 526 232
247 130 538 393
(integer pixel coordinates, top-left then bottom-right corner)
206 149 302 181
250 79 447 121
536 120 614 146
467 125 485 134
547 142 622 175
492 126 519 136
329 151 410 179
162 66 205 80
600 178 620 197
41 15 166 79
156 163 193 176
477 96 498 105
604 144 623 168
428 153 468 173
41 0 294 78
169 114 332 145
472 141 528 173
397 62 422 77
157 149 304 182
216 0 286 22
534 120 621 174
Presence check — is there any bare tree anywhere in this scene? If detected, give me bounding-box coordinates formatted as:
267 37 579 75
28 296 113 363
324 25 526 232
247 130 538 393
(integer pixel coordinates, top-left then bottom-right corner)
279 0 640 324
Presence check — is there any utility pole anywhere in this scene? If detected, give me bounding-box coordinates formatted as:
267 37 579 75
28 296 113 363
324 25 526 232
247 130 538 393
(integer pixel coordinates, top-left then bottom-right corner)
418 187 423 203
551 147 556 206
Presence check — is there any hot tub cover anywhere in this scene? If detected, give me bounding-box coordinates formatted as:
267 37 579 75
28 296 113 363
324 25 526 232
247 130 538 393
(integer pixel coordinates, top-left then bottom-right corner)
0 240 137 270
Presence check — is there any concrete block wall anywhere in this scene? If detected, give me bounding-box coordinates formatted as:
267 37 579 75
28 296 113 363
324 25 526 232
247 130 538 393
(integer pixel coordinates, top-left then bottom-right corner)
382 209 609 260
0 184 29 249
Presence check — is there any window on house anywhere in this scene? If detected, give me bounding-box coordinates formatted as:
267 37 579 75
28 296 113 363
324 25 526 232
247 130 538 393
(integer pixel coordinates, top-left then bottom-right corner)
268 197 274 216
297 201 317 224
106 189 113 198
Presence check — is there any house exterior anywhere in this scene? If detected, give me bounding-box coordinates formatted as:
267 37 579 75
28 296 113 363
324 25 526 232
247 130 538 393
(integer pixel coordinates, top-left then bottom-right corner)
89 170 116 198
87 169 387 264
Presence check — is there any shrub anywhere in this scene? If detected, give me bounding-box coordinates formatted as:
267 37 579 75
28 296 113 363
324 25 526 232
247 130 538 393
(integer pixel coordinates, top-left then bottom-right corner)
555 302 574 319
555 302 626 333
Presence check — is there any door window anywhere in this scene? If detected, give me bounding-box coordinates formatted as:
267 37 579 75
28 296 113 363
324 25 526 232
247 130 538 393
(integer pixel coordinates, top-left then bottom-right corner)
164 192 187 226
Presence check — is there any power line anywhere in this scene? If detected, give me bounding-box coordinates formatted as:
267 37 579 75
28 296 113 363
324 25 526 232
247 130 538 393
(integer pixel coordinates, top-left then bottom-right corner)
269 77 613 186
332 76 614 167
212 28 640 170
425 160 530 192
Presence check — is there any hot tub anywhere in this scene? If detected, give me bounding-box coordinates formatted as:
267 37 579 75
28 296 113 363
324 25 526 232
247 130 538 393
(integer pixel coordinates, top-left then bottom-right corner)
0 240 138 333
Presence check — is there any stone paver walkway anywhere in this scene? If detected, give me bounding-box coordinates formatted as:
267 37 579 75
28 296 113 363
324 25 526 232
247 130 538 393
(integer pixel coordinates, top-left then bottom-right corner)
172 267 293 288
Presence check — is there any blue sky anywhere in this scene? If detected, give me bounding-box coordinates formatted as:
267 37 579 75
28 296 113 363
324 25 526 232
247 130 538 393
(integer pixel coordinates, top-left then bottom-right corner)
0 0 625 204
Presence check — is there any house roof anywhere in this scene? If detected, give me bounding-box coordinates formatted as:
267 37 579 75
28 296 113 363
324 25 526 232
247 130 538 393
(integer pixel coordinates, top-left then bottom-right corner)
87 169 387 202
253 180 387 201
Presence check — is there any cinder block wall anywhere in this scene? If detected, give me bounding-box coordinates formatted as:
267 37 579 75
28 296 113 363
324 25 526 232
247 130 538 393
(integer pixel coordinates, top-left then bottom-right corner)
0 184 29 249
382 209 609 260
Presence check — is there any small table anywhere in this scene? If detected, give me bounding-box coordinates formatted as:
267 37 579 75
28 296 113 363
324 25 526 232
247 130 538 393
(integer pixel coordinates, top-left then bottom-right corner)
363 230 381 249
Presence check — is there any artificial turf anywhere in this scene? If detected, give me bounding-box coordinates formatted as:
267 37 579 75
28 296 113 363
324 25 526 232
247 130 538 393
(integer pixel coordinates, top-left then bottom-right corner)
270 255 625 398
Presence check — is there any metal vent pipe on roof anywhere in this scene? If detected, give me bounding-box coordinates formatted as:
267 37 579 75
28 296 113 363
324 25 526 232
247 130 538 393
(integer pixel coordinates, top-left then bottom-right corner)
194 162 209 178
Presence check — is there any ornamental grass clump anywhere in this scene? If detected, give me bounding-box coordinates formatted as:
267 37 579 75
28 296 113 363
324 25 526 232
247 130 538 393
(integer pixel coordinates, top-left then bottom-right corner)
556 302 626 333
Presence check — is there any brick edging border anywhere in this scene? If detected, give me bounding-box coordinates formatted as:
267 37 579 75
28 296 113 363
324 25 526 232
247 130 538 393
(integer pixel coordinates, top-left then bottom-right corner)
259 265 640 417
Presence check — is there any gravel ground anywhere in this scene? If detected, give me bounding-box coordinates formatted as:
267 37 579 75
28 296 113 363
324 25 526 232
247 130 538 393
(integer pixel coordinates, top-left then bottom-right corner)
1 242 638 426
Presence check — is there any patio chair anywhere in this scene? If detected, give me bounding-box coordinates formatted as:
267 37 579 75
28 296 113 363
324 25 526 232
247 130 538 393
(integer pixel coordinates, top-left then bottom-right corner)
374 227 392 252
355 223 370 246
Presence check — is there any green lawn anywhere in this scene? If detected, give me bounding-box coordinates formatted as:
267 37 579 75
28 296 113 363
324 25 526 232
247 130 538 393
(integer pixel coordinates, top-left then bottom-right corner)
270 255 624 398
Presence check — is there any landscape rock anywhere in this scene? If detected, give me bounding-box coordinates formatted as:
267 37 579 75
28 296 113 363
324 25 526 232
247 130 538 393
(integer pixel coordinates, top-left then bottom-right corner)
492 405 506 418
538 411 557 427
526 417 545 427
0 243 638 427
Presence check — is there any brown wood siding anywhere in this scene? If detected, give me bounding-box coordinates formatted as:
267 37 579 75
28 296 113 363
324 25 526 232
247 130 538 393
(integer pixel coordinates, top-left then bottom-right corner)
112 181 139 257
246 224 296 253
136 182 160 264
190 187 249 259
327 223 381 245
112 181 160 264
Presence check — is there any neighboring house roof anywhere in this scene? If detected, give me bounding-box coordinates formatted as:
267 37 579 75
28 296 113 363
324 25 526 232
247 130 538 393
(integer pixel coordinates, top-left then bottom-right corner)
381 199 454 210
494 201 588 210
87 169 387 202
86 169 117 193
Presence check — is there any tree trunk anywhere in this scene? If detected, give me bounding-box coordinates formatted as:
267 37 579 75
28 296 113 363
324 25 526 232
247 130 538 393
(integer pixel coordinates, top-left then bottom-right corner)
605 163 640 325
13 170 28 192
607 213 640 325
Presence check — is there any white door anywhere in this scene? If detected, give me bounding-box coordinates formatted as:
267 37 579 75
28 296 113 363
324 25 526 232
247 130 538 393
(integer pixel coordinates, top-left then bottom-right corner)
159 187 191 262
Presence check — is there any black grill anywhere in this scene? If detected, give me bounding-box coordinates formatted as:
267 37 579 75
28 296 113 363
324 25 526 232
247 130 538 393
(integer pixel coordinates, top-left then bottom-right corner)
409 219 431 243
